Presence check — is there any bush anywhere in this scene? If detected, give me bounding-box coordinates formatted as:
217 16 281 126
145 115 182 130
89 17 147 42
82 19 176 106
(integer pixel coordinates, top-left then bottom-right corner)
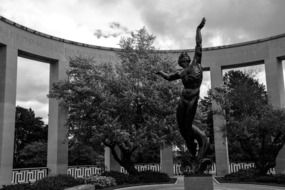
0 184 33 190
255 175 275 183
223 169 285 185
32 174 84 190
85 176 116 189
255 174 285 184
136 171 170 183
224 168 257 181
274 175 285 184
0 175 84 190
102 171 170 184
101 171 136 185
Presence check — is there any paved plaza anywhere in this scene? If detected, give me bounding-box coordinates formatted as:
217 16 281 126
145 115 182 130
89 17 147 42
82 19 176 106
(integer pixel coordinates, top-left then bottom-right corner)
116 177 285 190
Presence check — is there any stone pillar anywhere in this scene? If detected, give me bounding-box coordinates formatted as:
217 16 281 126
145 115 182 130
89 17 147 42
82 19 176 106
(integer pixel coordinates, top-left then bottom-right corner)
210 64 230 176
47 59 68 176
265 56 285 173
104 147 121 172
0 46 17 187
160 144 173 176
265 57 285 108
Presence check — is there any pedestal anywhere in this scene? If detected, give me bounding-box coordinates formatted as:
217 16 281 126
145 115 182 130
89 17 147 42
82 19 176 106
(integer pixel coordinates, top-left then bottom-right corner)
184 176 213 190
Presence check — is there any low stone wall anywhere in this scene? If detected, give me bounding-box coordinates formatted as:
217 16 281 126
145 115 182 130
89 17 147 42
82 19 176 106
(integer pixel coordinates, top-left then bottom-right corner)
11 163 276 184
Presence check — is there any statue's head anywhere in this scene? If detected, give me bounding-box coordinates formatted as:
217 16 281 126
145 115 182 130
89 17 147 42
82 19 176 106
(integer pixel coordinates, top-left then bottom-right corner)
178 52 191 68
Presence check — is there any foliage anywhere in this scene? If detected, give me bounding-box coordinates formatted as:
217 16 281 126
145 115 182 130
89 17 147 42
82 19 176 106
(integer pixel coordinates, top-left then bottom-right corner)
49 28 181 174
101 171 138 185
132 142 160 163
0 175 84 190
18 141 47 168
255 174 285 184
68 142 100 166
175 145 213 176
32 174 84 190
196 93 214 147
85 176 116 189
224 168 257 181
0 184 32 190
136 171 170 183
101 170 170 185
14 106 47 168
223 168 285 184
211 70 285 175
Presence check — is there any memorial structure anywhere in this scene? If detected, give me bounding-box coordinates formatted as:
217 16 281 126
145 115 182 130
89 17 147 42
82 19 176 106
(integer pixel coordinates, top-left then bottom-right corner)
0 16 285 186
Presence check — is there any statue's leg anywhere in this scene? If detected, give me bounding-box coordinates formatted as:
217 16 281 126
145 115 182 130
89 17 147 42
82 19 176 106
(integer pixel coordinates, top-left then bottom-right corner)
185 98 199 155
177 99 196 155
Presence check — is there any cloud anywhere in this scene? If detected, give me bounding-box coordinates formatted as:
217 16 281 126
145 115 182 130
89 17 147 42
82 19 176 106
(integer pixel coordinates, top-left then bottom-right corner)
109 22 128 32
94 22 131 39
130 0 285 48
0 6 4 14
16 100 49 124
1 0 285 116
17 57 50 123
1 0 285 49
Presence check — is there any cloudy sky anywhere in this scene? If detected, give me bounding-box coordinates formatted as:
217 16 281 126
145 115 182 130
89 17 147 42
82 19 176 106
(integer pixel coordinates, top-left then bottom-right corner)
1 0 285 123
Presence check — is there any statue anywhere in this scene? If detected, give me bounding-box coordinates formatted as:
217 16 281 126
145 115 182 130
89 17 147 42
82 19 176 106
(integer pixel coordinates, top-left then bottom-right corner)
156 18 211 174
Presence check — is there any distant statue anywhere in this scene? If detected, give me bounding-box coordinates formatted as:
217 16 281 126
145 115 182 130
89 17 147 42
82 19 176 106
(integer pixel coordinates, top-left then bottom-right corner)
156 18 210 174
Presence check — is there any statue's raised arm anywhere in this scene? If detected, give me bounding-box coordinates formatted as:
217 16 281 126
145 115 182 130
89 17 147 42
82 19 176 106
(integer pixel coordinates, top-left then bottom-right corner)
193 17 206 65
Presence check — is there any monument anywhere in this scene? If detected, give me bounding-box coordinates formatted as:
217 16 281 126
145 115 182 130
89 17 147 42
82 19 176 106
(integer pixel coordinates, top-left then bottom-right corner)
156 17 212 175
1 16 285 186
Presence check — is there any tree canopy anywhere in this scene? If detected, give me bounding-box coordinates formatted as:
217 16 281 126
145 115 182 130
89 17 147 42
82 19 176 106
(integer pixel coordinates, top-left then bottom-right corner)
49 28 182 174
14 106 48 168
212 70 285 175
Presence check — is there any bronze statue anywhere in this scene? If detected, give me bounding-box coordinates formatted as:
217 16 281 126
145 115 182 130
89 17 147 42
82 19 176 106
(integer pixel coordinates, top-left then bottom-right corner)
157 18 211 174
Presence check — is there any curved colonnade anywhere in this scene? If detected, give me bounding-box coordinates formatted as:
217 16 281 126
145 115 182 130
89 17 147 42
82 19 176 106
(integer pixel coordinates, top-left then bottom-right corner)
0 16 285 186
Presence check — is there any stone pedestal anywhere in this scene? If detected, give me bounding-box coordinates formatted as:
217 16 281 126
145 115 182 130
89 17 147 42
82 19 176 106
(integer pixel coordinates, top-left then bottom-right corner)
184 176 213 190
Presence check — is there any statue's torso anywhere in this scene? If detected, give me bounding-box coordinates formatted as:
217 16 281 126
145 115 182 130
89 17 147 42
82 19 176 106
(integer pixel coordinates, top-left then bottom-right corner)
181 62 203 89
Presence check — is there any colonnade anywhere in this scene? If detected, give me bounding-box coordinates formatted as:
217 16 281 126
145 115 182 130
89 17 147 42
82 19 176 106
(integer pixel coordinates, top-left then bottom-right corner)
0 16 285 186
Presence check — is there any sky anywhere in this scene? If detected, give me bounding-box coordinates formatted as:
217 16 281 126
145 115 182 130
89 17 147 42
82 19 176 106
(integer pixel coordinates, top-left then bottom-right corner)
1 0 285 124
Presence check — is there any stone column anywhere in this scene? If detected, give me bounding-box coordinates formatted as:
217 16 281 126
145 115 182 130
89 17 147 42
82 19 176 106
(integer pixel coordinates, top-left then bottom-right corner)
47 59 68 176
265 57 285 108
210 64 230 176
0 46 17 187
265 56 285 173
160 144 174 176
104 147 121 172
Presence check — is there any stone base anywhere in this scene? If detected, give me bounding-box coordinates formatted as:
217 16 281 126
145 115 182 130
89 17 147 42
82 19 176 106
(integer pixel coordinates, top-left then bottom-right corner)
184 176 213 190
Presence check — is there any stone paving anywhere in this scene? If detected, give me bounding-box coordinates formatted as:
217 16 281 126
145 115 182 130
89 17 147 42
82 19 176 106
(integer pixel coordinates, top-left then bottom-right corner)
116 177 285 190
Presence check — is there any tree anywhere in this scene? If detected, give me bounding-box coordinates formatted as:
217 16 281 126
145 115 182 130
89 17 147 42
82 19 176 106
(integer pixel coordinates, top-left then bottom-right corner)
14 106 48 168
17 141 47 168
68 142 102 166
212 70 285 175
49 28 181 175
132 143 160 163
197 93 214 148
